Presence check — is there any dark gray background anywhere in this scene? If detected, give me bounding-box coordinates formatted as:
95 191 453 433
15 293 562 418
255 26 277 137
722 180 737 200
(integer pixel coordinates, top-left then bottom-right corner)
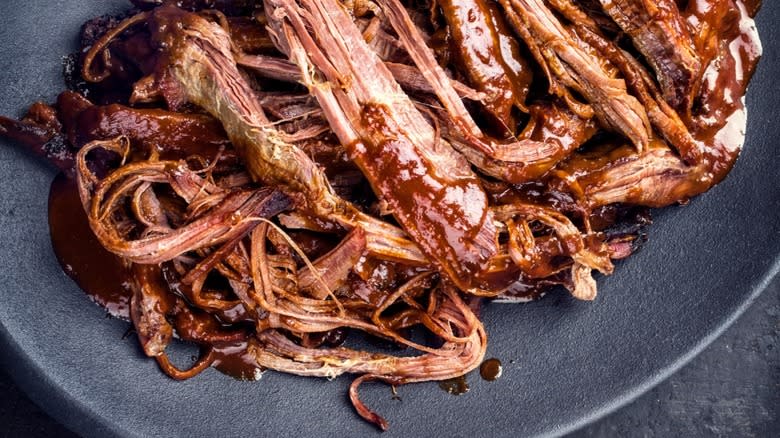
0 1 778 438
2 277 776 437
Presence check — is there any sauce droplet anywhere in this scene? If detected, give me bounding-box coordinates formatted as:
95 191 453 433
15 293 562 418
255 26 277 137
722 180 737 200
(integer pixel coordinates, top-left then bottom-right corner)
390 385 401 401
438 375 469 395
479 358 502 381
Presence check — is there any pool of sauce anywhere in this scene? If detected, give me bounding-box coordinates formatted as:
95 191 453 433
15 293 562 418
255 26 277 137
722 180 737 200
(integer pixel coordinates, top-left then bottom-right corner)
212 339 266 381
48 173 132 319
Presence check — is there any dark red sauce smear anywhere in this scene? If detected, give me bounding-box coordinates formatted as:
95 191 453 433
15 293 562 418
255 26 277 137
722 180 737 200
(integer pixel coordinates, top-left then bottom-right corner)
48 172 132 318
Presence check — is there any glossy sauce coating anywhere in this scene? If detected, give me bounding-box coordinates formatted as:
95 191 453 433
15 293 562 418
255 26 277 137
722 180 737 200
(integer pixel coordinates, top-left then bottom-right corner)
438 375 470 395
354 103 496 290
439 0 531 132
74 104 230 155
212 340 265 381
687 0 762 180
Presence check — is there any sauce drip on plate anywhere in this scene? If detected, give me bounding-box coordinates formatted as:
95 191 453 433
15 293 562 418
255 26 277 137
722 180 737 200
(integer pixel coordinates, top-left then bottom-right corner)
479 358 502 381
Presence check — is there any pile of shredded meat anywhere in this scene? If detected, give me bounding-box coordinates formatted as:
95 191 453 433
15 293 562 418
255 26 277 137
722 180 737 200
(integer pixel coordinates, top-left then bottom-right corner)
0 0 762 429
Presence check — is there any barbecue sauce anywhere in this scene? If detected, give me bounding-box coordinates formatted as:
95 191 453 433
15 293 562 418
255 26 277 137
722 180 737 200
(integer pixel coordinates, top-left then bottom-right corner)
686 0 762 182
212 340 265 381
479 358 502 381
48 173 132 318
355 103 498 292
438 375 470 395
438 0 531 133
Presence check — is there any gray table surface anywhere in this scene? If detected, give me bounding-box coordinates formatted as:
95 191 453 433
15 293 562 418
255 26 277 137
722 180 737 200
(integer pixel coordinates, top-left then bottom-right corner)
1 276 777 437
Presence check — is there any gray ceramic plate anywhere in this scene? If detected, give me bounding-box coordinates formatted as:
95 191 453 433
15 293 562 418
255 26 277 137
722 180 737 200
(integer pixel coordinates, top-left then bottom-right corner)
0 1 778 437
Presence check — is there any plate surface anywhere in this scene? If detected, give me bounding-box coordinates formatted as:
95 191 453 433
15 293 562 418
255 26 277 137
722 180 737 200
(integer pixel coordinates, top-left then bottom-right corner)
0 2 778 437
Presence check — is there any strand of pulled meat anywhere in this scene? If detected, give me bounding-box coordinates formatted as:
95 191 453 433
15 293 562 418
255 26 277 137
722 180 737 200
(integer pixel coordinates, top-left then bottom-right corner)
431 98 598 182
236 53 486 101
